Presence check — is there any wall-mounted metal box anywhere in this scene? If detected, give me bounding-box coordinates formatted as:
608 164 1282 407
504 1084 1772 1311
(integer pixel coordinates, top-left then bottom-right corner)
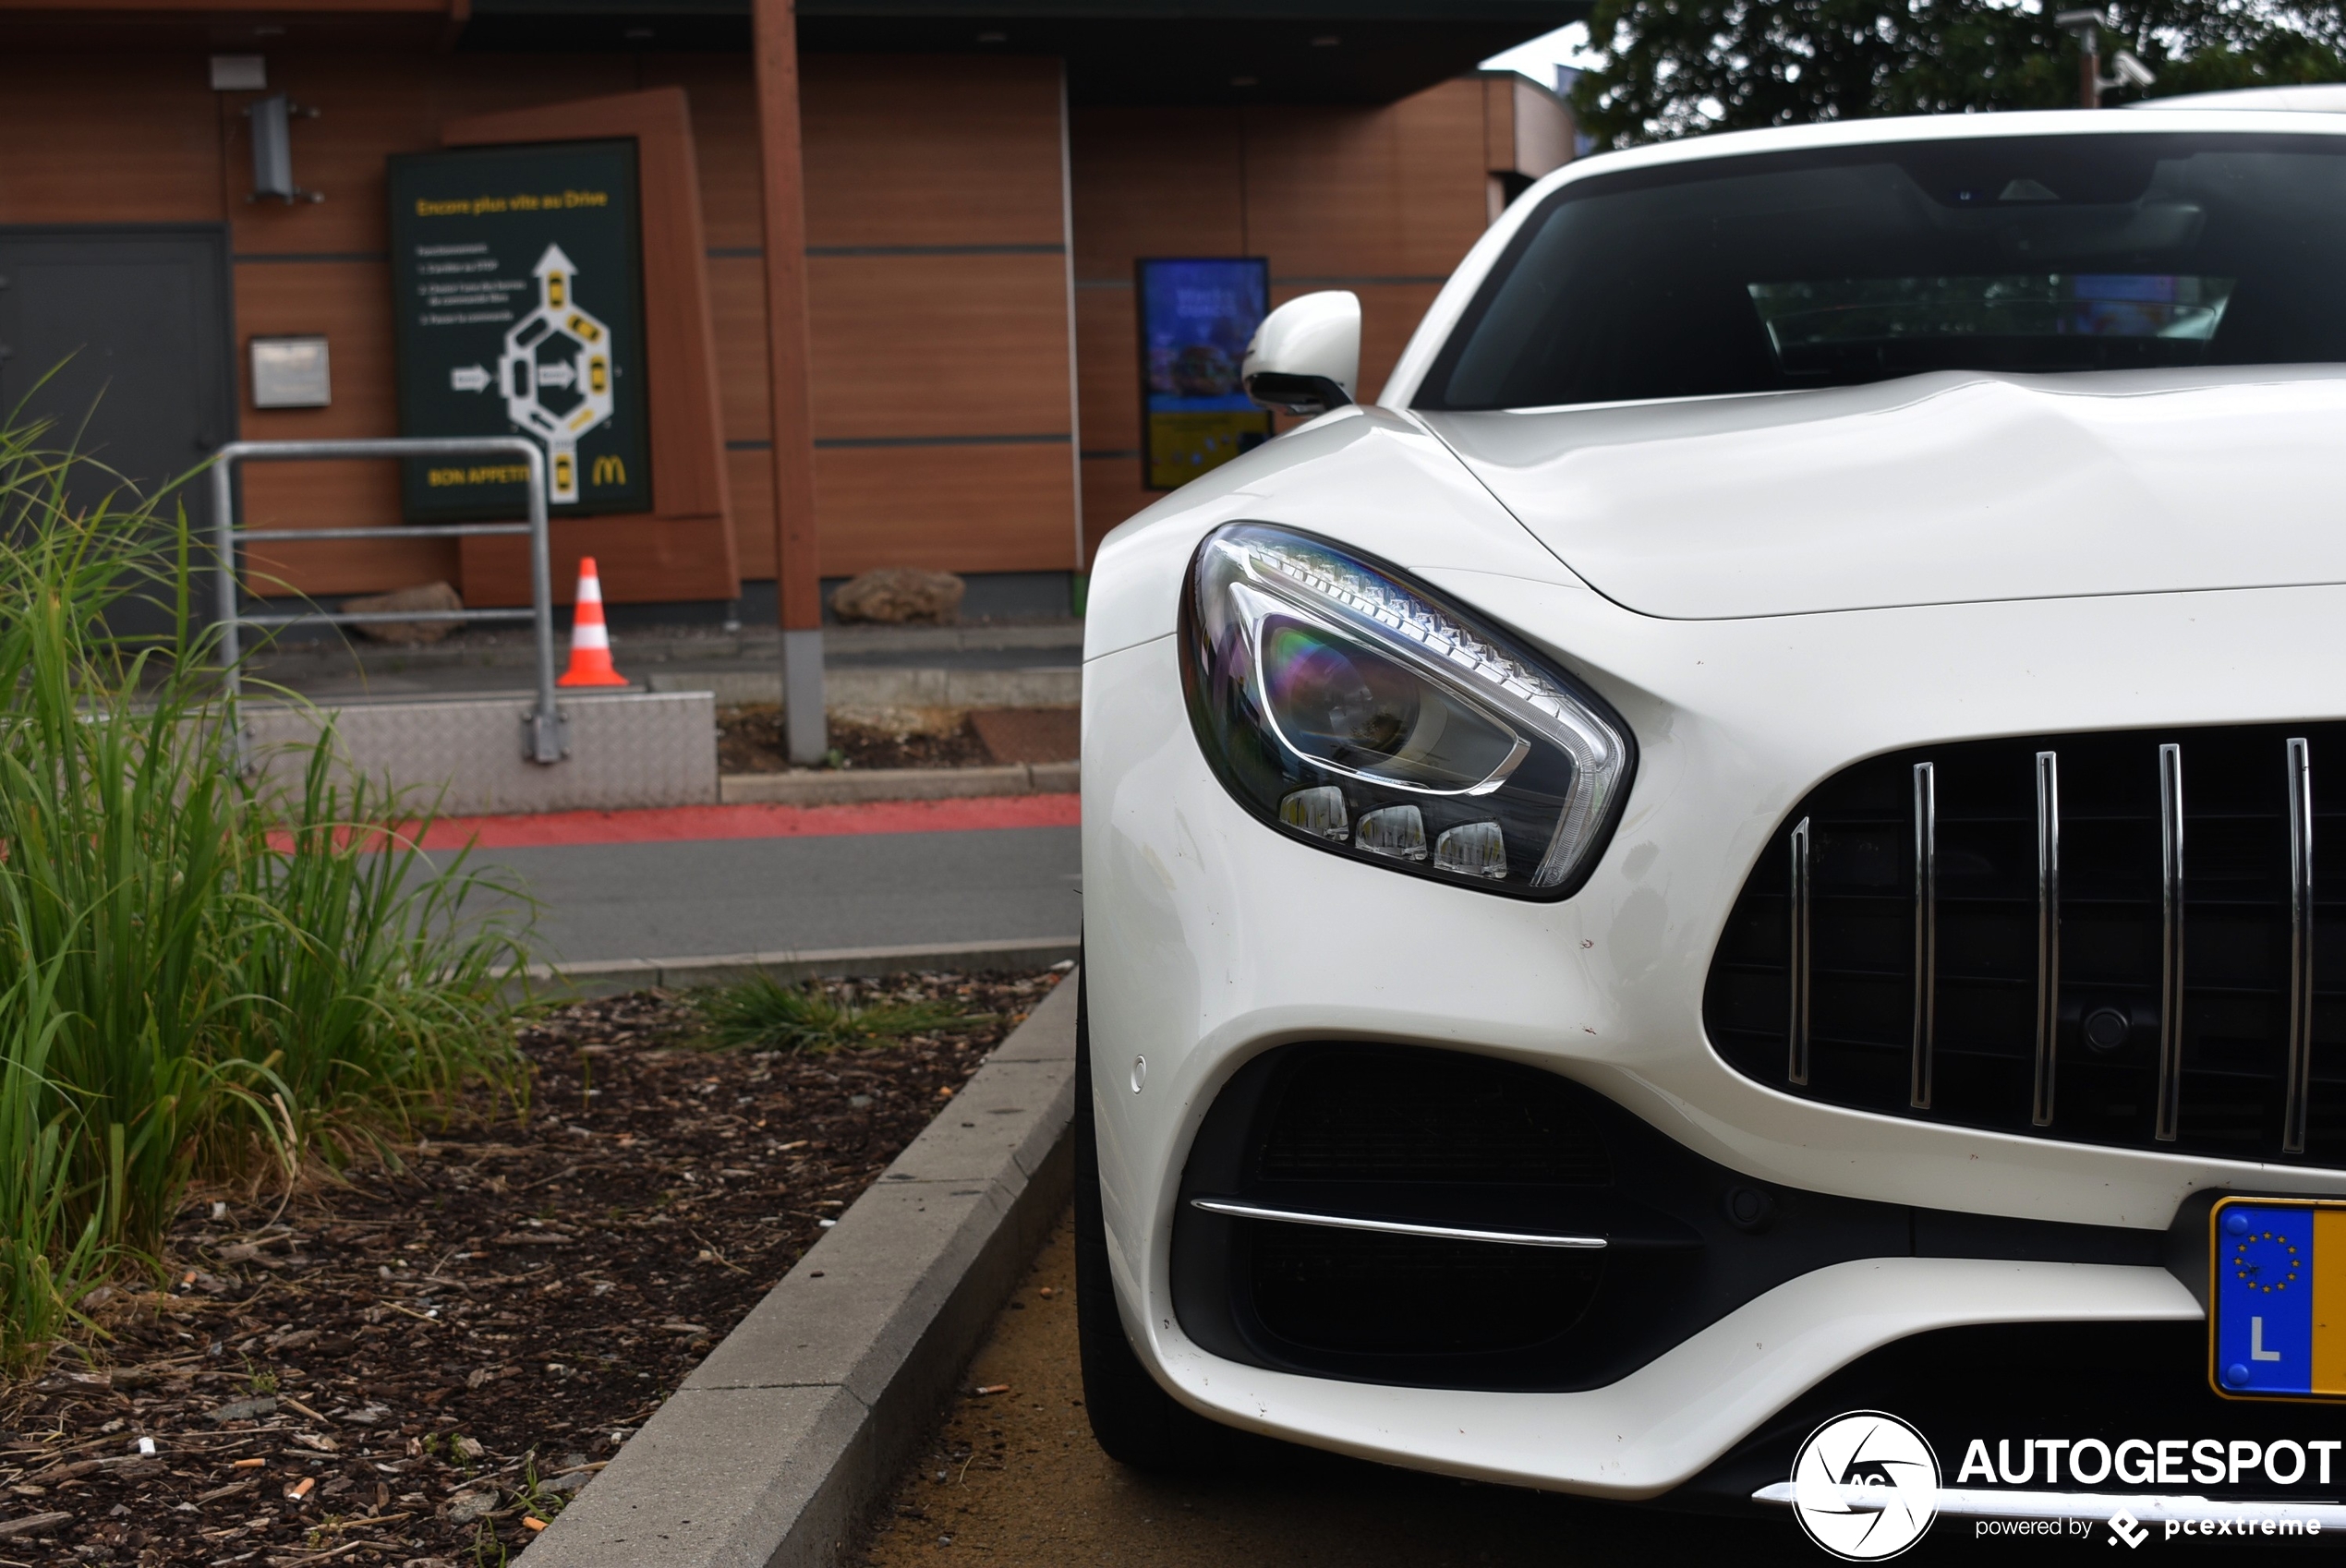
248 336 331 408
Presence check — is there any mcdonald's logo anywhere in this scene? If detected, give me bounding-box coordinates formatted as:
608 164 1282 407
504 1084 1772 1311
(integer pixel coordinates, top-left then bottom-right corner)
591 454 626 487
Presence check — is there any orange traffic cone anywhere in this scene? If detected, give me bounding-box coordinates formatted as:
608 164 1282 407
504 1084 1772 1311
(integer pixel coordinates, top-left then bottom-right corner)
557 556 629 688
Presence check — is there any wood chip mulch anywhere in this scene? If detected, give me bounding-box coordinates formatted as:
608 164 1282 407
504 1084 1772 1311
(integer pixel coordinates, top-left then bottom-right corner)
963 709 1077 766
718 706 995 774
0 967 1064 1568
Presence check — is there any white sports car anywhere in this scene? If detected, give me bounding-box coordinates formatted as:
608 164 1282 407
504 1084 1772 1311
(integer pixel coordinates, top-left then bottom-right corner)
1076 105 2346 1525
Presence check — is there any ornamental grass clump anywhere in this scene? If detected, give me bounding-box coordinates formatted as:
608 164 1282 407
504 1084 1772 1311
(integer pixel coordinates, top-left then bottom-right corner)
695 973 992 1053
0 412 531 1372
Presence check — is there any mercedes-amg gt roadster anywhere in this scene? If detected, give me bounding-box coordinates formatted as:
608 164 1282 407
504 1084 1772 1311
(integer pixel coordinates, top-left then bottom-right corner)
1074 105 2346 1526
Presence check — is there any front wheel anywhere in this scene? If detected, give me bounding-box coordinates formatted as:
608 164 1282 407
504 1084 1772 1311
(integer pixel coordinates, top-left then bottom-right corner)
1073 967 1231 1471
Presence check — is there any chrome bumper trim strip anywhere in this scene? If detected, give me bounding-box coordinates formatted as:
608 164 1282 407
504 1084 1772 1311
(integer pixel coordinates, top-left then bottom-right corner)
1755 1481 2346 1528
1188 1199 1607 1250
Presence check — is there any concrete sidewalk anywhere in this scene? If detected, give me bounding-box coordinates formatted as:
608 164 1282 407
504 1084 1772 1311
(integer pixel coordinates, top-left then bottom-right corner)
444 820 1082 967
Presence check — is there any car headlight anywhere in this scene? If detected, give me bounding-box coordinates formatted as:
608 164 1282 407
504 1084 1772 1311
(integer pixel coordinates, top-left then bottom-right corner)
1179 521 1635 899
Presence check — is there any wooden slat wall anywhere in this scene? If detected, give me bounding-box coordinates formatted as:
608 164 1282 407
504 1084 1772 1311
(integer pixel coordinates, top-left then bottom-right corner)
1506 76 1576 180
0 54 222 223
5 46 1507 598
673 53 1080 582
1070 78 1492 563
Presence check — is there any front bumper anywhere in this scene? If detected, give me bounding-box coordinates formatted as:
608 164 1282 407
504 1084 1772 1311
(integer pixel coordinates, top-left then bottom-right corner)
1080 576 2346 1496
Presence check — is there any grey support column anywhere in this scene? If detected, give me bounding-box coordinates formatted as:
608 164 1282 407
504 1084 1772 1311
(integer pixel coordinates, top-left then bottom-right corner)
783 626 827 766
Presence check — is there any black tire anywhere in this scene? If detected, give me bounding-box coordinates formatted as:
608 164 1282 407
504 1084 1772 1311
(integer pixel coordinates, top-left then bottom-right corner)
1073 965 1231 1471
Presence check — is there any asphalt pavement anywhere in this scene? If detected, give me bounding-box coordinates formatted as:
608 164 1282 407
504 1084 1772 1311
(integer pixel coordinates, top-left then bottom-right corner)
441 822 1081 965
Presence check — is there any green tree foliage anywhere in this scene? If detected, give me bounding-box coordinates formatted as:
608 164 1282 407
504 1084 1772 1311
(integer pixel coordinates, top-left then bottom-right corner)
1570 1 2346 146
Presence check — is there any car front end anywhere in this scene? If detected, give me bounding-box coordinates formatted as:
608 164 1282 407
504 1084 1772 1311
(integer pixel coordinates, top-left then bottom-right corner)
1078 108 2346 1508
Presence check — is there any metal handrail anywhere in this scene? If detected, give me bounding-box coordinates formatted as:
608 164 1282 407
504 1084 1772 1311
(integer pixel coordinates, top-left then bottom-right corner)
210 437 567 766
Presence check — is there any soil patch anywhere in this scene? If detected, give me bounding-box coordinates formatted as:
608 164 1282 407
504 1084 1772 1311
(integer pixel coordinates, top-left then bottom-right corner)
965 709 1078 766
2 967 1064 1567
718 706 993 773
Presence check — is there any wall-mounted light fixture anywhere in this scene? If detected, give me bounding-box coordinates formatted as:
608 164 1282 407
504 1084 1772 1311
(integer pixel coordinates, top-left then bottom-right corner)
248 92 324 204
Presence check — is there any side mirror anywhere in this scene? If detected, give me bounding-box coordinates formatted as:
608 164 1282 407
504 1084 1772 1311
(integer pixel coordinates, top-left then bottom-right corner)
1242 291 1360 416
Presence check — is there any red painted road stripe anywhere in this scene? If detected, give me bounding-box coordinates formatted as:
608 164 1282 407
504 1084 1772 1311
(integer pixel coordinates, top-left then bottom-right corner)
413 793 1081 850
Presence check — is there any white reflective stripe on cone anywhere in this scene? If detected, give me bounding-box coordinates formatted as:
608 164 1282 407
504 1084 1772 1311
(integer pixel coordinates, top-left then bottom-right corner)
570 621 610 650
577 574 605 604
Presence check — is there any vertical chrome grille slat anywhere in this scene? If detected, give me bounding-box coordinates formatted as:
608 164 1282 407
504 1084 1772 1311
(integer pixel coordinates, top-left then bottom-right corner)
2157 742 2186 1144
1704 723 2346 1164
1911 763 1936 1111
2033 750 2061 1128
2285 736 2315 1156
1787 816 1811 1087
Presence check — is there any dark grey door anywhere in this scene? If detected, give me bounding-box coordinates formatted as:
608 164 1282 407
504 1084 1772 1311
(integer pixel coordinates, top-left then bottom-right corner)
0 227 236 631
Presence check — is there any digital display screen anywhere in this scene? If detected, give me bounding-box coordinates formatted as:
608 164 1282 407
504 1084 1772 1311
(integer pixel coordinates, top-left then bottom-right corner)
1139 257 1274 491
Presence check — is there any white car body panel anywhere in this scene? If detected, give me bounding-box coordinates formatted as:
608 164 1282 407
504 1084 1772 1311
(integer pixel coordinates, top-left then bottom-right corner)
1149 1253 2191 1497
1081 107 2346 1501
1423 368 2346 620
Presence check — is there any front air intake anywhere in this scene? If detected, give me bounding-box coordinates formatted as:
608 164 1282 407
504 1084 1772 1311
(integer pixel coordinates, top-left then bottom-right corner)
1255 1044 1612 1186
1703 722 2346 1164
1171 1042 2167 1391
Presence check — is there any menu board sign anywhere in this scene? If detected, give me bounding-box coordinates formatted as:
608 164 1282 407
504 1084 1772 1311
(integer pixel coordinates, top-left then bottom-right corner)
387 139 650 520
1139 258 1274 491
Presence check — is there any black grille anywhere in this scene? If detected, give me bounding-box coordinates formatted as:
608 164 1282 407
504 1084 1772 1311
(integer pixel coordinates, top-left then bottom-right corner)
1256 1047 1611 1186
1249 1227 1602 1357
1704 722 2346 1164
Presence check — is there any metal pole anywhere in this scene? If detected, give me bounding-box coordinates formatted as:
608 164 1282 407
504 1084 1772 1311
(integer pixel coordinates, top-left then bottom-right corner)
2080 23 2100 108
521 442 566 764
212 443 248 771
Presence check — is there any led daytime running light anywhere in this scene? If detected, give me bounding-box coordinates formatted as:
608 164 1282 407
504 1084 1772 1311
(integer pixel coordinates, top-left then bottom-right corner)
1227 533 1627 888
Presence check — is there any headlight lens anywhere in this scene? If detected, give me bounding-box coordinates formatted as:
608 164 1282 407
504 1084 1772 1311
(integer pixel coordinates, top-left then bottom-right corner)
1180 522 1635 898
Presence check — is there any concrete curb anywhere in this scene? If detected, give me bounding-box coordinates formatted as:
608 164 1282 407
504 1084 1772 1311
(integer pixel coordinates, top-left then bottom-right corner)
513 937 1082 1000
517 972 1081 1568
718 762 1078 806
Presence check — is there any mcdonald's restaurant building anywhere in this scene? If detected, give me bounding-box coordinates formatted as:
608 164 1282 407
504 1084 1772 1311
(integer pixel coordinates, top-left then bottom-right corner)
0 1 1582 626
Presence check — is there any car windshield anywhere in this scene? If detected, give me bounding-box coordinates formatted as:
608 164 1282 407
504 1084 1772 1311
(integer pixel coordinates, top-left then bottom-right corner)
1416 132 2346 410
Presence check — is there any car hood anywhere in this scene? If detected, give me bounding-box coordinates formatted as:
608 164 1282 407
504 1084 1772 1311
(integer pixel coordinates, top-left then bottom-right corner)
1419 368 2346 621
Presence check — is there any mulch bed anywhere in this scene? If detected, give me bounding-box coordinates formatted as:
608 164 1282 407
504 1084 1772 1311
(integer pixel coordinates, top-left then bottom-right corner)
716 707 1077 775
718 707 993 774
963 710 1078 766
0 968 1064 1567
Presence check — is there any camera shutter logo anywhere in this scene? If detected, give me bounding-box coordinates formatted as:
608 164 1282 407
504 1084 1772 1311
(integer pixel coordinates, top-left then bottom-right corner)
1790 1411 1940 1561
